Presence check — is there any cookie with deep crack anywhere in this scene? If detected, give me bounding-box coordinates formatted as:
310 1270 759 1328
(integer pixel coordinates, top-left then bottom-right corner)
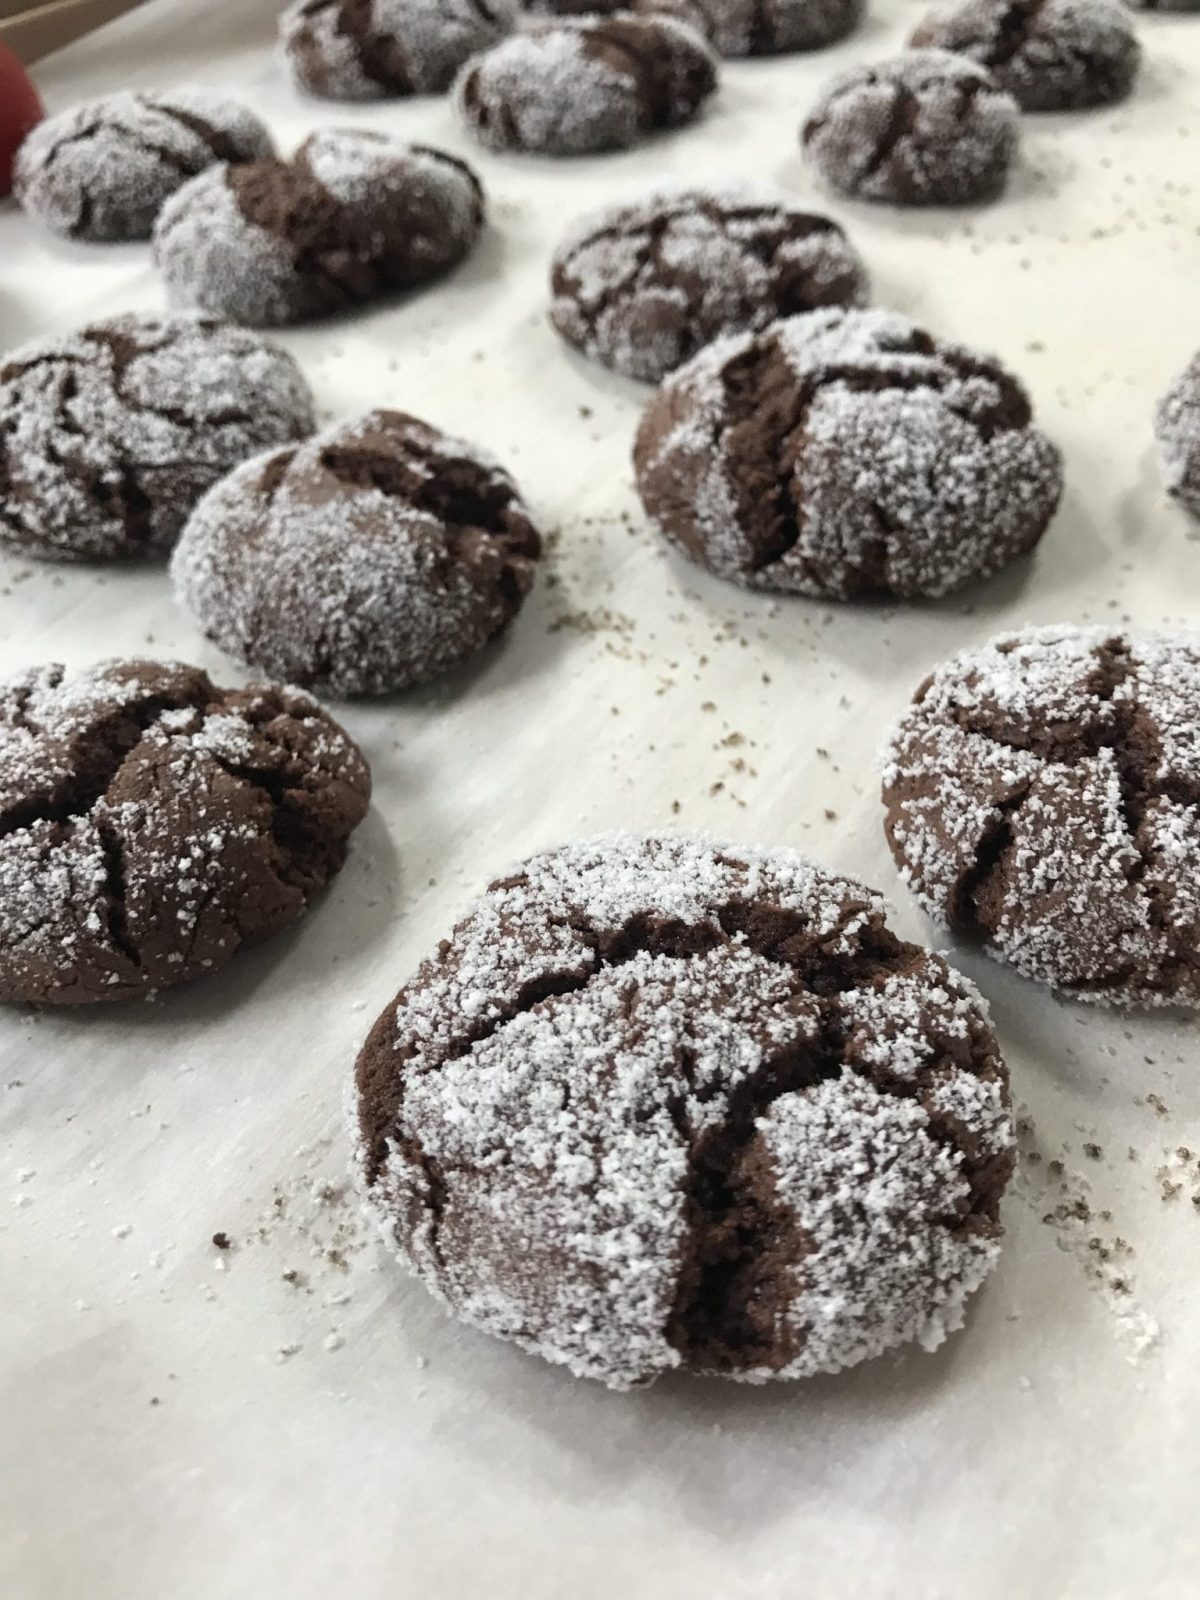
0 659 371 1005
14 89 273 241
803 50 1019 205
280 0 519 99
550 187 869 382
911 0 1141 111
153 128 483 326
882 626 1200 1007
0 313 316 562
171 410 542 697
527 0 863 54
1155 352 1200 518
354 831 1014 1388
453 14 718 156
632 306 1062 599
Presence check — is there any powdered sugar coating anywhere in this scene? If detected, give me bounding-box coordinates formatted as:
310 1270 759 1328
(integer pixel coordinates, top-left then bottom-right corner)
882 625 1200 1007
0 314 316 563
14 88 273 241
1155 352 1200 517
911 0 1141 111
633 305 1062 600
550 186 869 382
527 0 863 55
280 0 518 99
803 49 1019 205
171 409 541 697
0 659 370 1005
453 15 718 156
354 831 1012 1389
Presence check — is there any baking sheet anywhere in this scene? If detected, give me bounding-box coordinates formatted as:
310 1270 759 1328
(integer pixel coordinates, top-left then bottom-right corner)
2 3 1199 1596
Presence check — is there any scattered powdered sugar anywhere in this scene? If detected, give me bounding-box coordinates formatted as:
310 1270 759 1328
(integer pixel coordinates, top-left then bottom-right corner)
881 624 1200 1007
1155 351 1200 518
354 831 1012 1389
280 0 519 98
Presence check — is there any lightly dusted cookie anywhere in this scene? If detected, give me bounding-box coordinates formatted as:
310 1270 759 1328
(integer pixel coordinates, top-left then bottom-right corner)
526 0 863 54
280 0 519 98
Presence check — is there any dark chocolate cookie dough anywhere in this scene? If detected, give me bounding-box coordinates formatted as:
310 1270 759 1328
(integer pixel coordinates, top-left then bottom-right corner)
14 89 273 241
550 187 869 382
527 0 863 54
0 660 370 1005
882 626 1200 1007
803 50 1019 205
171 411 542 697
354 831 1014 1388
153 128 483 326
911 0 1141 112
453 14 718 156
633 306 1062 599
1155 352 1200 517
280 0 518 99
0 314 316 562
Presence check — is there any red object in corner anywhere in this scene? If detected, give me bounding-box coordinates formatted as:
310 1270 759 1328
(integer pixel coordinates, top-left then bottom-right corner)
0 42 44 198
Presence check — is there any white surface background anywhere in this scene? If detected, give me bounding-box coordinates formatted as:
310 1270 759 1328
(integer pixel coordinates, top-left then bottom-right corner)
1 3 1199 1596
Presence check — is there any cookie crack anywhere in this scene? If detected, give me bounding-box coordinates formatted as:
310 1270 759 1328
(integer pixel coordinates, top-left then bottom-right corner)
94 813 142 969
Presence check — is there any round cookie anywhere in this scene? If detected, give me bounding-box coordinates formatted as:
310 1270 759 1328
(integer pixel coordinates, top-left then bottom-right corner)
883 627 1200 1007
0 659 370 1005
550 187 869 382
280 0 519 99
153 129 483 326
803 50 1019 205
353 831 1014 1389
633 306 1062 600
453 14 718 157
13 89 272 242
1155 353 1200 517
911 0 1141 112
526 0 863 54
171 410 542 697
0 314 316 563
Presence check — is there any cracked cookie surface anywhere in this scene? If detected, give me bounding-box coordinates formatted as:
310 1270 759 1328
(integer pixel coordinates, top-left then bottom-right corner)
911 0 1140 112
0 659 371 1006
14 89 272 241
354 831 1013 1388
153 128 483 327
280 0 518 99
453 15 718 156
0 313 316 563
803 49 1018 205
550 187 869 382
527 0 863 55
632 305 1061 600
882 626 1200 1007
171 410 542 697
1155 352 1200 518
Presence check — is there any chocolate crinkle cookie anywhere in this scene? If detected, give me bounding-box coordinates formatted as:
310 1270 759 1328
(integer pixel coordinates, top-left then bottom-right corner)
354 831 1014 1388
1155 352 1200 517
911 0 1141 112
153 128 483 326
526 0 863 54
803 50 1019 205
0 660 370 1006
633 306 1061 600
0 314 316 563
550 187 869 382
453 14 718 156
14 89 273 242
280 0 518 99
171 410 541 697
882 627 1200 1008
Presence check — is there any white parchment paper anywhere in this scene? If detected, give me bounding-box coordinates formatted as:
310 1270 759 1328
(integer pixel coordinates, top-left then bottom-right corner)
1 3 1199 1596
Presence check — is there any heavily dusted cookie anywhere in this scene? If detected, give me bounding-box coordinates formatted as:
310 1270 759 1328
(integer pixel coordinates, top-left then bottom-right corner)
153 128 483 326
911 0 1141 111
527 0 863 54
882 627 1200 1008
453 14 718 157
1155 353 1200 517
13 89 272 242
803 50 1019 205
171 410 541 697
550 187 869 382
0 659 370 1005
280 0 519 99
633 306 1062 600
354 831 1014 1389
0 314 316 563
